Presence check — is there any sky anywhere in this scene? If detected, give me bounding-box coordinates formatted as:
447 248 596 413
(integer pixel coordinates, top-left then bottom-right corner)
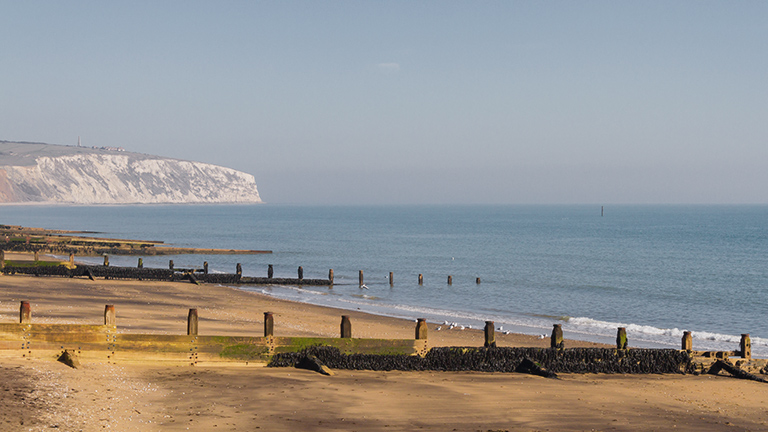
1 1 767 204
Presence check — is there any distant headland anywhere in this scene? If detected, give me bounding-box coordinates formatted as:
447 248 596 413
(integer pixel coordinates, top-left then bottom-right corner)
0 140 262 204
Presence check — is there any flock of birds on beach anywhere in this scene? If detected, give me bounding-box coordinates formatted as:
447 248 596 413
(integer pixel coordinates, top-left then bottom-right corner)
435 321 515 335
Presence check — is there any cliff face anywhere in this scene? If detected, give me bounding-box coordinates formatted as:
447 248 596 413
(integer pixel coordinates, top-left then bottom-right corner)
0 142 262 204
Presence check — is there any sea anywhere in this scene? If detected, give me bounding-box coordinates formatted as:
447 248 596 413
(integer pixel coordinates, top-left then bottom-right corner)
2 204 766 357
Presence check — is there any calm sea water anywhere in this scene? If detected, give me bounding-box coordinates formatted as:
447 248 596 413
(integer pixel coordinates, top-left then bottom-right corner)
2 204 766 356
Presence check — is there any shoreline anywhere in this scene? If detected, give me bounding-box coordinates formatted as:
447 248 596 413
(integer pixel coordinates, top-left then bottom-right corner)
0 274 767 430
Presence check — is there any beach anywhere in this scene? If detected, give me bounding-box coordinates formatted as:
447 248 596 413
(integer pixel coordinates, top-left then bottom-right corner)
0 272 767 431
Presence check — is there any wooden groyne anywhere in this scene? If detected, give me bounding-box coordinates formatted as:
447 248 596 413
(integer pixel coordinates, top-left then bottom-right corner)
0 302 425 365
1 263 332 286
0 301 764 380
0 224 271 256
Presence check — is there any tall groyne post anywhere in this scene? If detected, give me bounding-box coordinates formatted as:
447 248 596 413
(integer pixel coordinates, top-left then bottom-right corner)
0 250 4 270
264 312 274 337
551 324 564 349
415 318 428 340
268 264 273 279
328 269 334 284
69 253 74 267
447 275 453 285
298 266 303 280
187 309 198 336
484 321 496 348
476 277 481 284
104 305 116 327
236 263 242 281
616 327 628 350
359 270 364 286
389 272 394 286
138 258 143 269
741 334 751 359
34 251 39 262
20 301 31 324
203 262 208 276
340 315 352 338
103 255 109 266
682 331 692 351
418 274 423 285
169 260 174 270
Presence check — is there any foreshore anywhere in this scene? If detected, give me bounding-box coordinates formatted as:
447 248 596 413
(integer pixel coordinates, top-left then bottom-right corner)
0 269 767 430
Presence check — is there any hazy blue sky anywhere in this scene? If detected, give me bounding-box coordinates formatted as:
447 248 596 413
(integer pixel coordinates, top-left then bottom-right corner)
2 1 766 204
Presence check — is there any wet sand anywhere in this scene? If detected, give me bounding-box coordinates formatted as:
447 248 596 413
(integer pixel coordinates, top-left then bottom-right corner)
0 271 766 431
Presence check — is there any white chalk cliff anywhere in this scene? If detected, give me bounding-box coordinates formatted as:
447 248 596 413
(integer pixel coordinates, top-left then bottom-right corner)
0 141 262 204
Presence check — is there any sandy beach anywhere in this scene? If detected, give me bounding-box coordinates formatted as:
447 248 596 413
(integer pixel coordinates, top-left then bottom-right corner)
0 267 767 431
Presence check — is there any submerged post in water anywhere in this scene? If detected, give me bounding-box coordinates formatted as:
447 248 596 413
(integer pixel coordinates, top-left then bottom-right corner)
389 272 394 286
418 274 423 285
268 264 273 279
328 269 334 284
298 266 303 280
359 270 364 286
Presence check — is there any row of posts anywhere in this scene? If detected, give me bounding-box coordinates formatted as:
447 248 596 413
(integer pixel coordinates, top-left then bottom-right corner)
94 256 484 286
13 302 754 359
549 323 752 359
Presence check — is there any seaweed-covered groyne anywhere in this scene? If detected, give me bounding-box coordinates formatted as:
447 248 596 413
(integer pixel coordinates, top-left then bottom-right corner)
0 263 332 286
269 346 693 374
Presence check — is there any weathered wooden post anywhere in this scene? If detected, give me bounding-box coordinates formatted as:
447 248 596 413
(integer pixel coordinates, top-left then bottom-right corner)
104 305 116 326
20 301 31 324
418 274 423 285
359 270 364 286
264 312 274 337
476 277 481 284
328 269 334 284
551 324 564 349
389 272 394 286
415 318 428 340
187 309 198 336
340 315 351 338
447 275 453 285
69 253 74 267
682 331 692 351
0 250 4 270
236 263 242 278
103 255 109 266
204 262 208 275
740 334 751 359
169 260 174 270
298 266 303 280
484 321 496 348
138 258 143 268
268 264 273 278
616 327 628 349
34 251 39 261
